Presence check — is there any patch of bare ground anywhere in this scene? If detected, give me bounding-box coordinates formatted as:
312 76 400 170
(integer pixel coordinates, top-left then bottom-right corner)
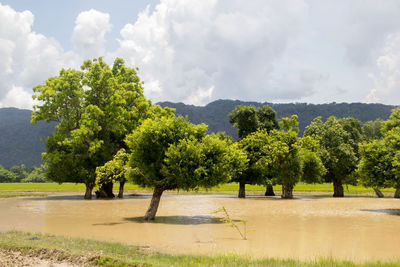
0 247 98 267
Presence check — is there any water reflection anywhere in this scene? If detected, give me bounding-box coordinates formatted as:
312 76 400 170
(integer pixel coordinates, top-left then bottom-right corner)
124 215 224 225
361 209 400 216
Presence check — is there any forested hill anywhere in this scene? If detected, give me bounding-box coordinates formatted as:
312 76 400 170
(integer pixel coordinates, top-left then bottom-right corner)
0 108 55 168
158 100 397 138
0 101 396 167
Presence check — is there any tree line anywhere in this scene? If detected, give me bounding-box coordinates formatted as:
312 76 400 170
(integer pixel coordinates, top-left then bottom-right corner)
0 164 46 183
30 57 400 220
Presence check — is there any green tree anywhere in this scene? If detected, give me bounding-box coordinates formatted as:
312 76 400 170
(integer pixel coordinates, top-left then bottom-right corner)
338 117 363 186
382 107 400 133
229 104 279 197
95 148 129 198
358 133 400 198
229 105 259 140
298 135 326 184
163 134 247 193
126 116 246 220
339 117 362 152
257 105 280 132
0 166 17 183
22 166 47 183
32 58 163 199
237 116 325 199
359 119 385 197
271 116 325 198
358 140 391 189
304 116 358 197
359 108 400 198
382 107 400 197
9 164 28 182
362 119 383 141
229 105 279 140
237 129 287 198
384 127 400 197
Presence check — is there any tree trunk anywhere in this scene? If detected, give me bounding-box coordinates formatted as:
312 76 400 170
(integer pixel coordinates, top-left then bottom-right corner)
333 179 344 197
281 183 293 199
265 184 275 196
144 186 165 220
84 183 94 200
394 188 400 198
238 182 246 198
373 188 384 198
118 180 125 198
95 182 115 199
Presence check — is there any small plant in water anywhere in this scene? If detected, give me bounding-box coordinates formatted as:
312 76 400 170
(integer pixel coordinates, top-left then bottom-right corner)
213 206 248 240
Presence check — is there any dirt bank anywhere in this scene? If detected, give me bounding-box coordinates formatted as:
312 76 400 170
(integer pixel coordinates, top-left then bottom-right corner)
0 247 96 267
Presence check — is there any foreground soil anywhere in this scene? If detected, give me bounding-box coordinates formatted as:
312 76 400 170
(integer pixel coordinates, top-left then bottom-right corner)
0 247 93 267
1 231 399 267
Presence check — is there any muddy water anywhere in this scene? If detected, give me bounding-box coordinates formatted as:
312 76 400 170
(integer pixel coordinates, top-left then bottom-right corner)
1 194 400 261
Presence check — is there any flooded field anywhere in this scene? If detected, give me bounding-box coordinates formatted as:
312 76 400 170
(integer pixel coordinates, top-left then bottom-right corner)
1 193 399 261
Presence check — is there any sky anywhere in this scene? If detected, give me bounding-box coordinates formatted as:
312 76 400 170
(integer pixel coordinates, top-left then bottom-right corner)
0 0 400 109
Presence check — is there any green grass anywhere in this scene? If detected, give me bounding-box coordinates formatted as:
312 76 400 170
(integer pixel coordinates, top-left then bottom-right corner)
0 182 395 195
0 231 398 267
0 183 147 192
211 183 395 193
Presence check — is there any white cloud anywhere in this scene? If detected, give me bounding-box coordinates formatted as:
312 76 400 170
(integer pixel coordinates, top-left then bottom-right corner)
0 85 38 109
2 1 400 109
0 3 33 99
72 9 112 59
20 34 78 88
0 5 113 110
185 86 214 106
365 88 379 103
0 3 85 109
0 38 14 75
114 0 310 104
266 69 324 101
343 0 400 67
368 33 400 104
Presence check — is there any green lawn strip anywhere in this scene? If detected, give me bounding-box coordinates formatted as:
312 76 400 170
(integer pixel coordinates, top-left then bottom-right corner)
0 183 85 192
211 183 395 193
0 231 397 267
0 182 395 195
0 183 147 192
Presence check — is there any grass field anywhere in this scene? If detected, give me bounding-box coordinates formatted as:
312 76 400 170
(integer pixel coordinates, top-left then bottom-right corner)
0 182 394 194
0 231 398 267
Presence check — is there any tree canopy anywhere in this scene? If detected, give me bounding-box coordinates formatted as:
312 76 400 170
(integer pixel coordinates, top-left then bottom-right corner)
229 105 279 140
0 166 17 183
95 148 129 198
358 107 400 197
32 57 170 199
228 104 279 197
362 119 383 141
236 128 287 198
235 115 325 199
304 116 358 197
268 116 325 198
126 115 247 220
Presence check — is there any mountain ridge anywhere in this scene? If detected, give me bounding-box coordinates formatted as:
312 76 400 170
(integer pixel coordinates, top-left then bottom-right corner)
0 99 397 167
158 99 397 138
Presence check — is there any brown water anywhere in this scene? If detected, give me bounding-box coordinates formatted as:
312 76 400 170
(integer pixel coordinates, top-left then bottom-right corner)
1 194 400 261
